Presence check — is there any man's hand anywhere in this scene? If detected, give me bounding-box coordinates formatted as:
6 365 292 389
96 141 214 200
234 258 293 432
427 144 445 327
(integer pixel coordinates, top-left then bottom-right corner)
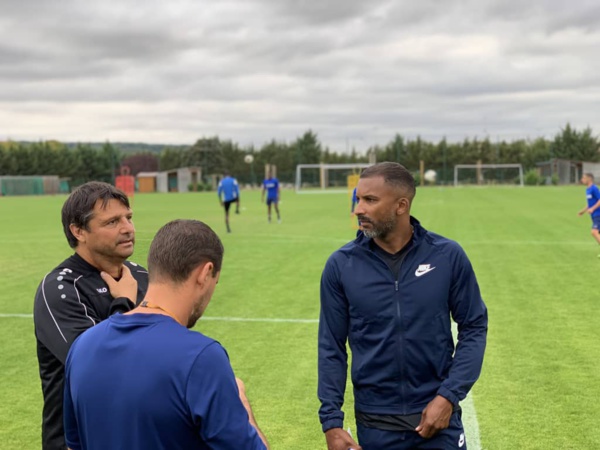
588 208 595 215
415 395 453 439
325 428 362 450
100 265 138 302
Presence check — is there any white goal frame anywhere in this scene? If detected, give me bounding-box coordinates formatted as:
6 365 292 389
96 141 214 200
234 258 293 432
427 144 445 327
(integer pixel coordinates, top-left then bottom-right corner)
454 164 524 187
295 163 373 193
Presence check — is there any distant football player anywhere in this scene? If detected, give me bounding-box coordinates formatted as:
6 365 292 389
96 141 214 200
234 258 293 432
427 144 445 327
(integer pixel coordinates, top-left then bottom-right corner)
578 173 600 254
217 170 240 233
261 170 281 223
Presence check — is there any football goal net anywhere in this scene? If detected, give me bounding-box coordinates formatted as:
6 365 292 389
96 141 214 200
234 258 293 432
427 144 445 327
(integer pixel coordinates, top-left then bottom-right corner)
454 164 524 187
295 163 372 193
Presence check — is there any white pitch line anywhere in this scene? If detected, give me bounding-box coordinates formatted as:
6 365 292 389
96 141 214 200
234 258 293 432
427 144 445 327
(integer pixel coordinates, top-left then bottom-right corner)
0 313 318 323
463 393 482 450
452 323 482 450
202 316 318 324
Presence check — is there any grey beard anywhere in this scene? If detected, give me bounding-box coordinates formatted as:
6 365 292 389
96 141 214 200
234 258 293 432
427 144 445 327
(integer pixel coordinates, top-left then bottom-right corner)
362 218 395 239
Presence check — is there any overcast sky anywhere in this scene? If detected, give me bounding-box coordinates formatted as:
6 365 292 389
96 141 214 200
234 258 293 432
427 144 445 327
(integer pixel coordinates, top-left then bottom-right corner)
1 0 599 152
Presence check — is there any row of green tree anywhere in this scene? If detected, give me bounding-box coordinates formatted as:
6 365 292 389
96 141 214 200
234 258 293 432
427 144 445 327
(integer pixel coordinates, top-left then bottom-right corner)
0 124 597 185
0 141 120 186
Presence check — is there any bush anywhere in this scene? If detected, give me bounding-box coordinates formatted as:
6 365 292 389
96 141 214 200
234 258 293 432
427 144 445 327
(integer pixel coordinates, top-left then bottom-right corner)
524 169 541 186
551 174 559 185
413 172 421 186
188 182 208 192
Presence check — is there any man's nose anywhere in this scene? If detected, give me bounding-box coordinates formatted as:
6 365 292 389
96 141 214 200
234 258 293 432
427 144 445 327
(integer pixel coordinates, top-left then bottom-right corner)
120 218 135 233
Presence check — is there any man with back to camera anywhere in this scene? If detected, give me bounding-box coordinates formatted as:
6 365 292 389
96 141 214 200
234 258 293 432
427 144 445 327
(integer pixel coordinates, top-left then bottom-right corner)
578 173 600 255
33 181 148 450
63 219 270 449
318 162 488 450
261 170 281 223
217 170 240 233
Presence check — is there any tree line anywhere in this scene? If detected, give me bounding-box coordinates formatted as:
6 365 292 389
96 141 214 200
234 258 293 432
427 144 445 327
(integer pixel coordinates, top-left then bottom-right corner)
0 123 597 186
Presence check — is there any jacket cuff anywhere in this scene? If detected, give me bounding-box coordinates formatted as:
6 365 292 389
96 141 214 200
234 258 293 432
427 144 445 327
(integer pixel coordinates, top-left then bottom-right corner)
321 418 344 433
436 385 460 406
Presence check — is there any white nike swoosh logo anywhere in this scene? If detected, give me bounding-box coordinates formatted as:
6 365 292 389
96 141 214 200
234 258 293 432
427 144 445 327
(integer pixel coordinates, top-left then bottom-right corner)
415 267 436 277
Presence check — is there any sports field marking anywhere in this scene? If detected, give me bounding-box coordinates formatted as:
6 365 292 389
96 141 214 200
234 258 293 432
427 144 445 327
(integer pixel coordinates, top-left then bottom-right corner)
0 313 319 323
2 313 482 449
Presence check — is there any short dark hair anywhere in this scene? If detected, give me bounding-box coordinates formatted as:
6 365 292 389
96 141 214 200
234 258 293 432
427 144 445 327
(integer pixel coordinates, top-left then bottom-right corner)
148 220 224 284
585 173 594 181
360 162 416 201
62 182 130 248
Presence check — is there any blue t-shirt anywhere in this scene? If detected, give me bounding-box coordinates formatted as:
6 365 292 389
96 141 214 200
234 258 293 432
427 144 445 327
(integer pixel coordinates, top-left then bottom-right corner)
351 187 357 212
64 314 266 450
218 176 240 202
586 184 600 218
262 178 279 200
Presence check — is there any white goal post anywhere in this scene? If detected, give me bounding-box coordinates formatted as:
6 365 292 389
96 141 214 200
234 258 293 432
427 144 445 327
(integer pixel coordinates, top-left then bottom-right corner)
295 163 373 193
454 164 524 187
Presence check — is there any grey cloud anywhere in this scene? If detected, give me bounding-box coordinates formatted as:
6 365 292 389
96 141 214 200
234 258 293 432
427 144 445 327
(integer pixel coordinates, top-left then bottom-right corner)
1 0 599 148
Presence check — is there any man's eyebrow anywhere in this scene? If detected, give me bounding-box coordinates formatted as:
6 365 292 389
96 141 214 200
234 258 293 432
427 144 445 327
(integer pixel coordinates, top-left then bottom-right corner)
100 212 133 223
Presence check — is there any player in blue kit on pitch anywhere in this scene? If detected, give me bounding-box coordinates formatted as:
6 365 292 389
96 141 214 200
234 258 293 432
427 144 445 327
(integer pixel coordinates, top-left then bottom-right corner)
578 173 600 255
217 171 240 233
261 170 281 223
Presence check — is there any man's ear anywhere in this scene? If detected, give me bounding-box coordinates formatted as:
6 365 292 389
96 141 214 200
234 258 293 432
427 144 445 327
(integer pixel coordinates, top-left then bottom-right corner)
69 224 86 244
197 262 215 286
396 197 410 215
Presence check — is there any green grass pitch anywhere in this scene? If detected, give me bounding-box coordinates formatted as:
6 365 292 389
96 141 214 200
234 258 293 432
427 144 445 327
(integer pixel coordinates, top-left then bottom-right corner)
1 186 599 449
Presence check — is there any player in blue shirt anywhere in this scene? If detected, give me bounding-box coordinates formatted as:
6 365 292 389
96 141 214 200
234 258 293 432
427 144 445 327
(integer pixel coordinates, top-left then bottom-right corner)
217 171 240 233
261 171 281 223
63 220 270 450
578 173 600 254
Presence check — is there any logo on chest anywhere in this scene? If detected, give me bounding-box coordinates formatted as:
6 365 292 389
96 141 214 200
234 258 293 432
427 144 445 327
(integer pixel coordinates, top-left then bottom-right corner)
415 264 436 277
96 287 108 293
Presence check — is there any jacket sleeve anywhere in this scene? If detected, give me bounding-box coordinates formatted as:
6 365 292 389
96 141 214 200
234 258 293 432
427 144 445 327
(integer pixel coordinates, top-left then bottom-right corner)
34 271 103 364
437 244 488 405
318 256 349 432
187 343 267 449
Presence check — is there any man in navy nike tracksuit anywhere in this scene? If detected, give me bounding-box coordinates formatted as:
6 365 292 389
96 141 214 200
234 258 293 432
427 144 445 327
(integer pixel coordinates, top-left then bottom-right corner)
318 162 487 450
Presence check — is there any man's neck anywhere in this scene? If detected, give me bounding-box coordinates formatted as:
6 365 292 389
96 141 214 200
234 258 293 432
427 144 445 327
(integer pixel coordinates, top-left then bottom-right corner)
374 224 413 254
76 250 125 278
132 284 188 326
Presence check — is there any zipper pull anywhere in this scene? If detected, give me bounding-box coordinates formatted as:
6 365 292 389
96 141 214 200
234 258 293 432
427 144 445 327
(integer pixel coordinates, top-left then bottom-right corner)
395 280 399 291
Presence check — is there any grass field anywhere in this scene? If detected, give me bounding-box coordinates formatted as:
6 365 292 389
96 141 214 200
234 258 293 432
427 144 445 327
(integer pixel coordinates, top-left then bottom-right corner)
1 186 599 449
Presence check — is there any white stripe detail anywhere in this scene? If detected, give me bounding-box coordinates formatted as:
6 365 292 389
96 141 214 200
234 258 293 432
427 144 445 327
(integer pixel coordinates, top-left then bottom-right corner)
73 275 96 326
40 273 68 343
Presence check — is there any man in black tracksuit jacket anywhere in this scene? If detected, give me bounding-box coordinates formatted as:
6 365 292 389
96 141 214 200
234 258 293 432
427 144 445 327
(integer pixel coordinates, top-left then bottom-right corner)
318 163 488 450
33 182 149 450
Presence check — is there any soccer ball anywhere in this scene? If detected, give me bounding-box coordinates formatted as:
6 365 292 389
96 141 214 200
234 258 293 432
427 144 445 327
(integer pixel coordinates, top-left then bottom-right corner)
424 170 437 183
244 154 254 164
